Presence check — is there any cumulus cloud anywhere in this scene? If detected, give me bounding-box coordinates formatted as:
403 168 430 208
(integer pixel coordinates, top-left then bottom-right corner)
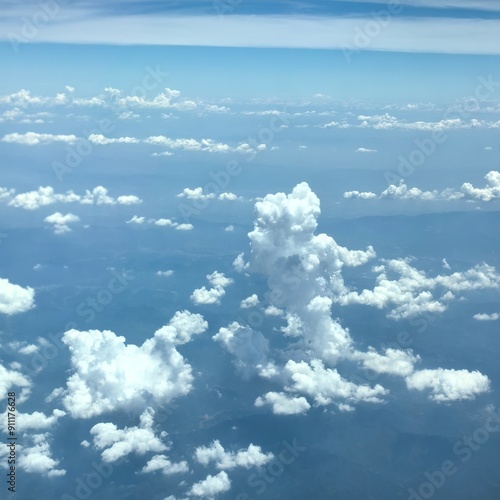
156 270 174 277
344 171 500 203
473 312 500 321
1 132 77 145
44 212 80 234
213 322 271 379
461 170 500 201
406 368 490 402
5 185 142 210
194 440 273 470
343 190 377 199
355 147 377 153
188 471 231 498
60 311 207 418
0 277 35 315
0 364 31 401
140 454 189 475
240 294 259 309
90 408 168 463
126 215 193 230
226 182 494 413
284 359 388 407
337 259 500 319
17 433 66 477
191 271 233 305
177 187 241 201
255 392 311 415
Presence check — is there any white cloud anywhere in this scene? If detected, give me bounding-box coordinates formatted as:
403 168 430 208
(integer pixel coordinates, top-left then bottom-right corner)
5 185 142 210
17 433 66 477
88 133 140 145
338 259 500 319
1 132 77 145
194 440 273 470
188 471 231 498
213 322 271 379
60 311 207 418
90 408 168 463
191 272 233 305
406 368 490 402
0 364 31 401
157 270 174 278
255 392 311 415
240 294 259 309
284 359 388 407
461 171 500 201
14 409 66 430
355 147 377 153
224 225 234 232
0 277 35 315
343 190 377 199
4 14 500 55
177 187 240 201
126 216 193 230
140 454 189 475
473 312 500 321
44 212 80 234
354 348 420 377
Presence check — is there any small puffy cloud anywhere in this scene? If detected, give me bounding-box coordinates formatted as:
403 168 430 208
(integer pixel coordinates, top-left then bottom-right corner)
88 134 140 145
355 147 377 153
61 311 207 418
156 270 174 277
6 185 142 210
15 409 66 430
17 433 66 477
461 170 500 202
213 322 271 379
473 312 500 321
90 408 167 463
264 305 284 316
44 212 80 234
406 368 490 402
140 454 189 475
255 392 310 415
191 272 233 305
194 440 273 470
442 258 451 270
177 187 240 201
0 364 31 401
190 286 226 305
175 223 194 231
224 225 234 232
285 359 388 407
127 215 147 224
188 471 231 498
116 195 142 205
1 132 77 145
240 294 259 309
354 348 420 377
343 191 377 199
0 277 35 315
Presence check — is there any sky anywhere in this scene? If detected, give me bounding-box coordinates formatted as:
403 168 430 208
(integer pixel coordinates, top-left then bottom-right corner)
1 1 500 500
